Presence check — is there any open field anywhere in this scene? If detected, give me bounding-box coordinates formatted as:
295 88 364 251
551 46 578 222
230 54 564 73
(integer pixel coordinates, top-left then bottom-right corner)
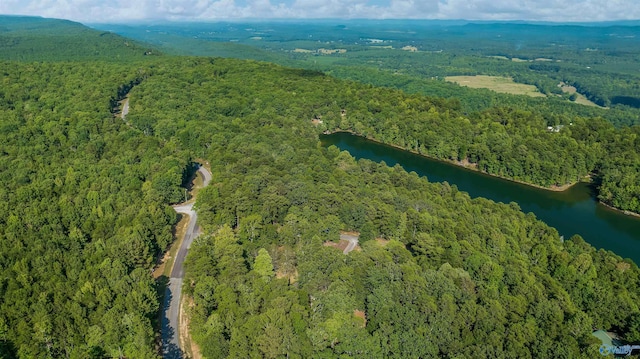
559 82 604 108
446 75 546 97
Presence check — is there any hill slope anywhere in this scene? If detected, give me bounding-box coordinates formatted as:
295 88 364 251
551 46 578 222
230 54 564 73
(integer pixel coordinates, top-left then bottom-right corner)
1 16 640 359
0 15 158 61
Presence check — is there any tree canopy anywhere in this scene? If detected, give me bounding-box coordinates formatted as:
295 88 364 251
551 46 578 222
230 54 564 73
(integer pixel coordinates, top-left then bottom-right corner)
1 17 640 359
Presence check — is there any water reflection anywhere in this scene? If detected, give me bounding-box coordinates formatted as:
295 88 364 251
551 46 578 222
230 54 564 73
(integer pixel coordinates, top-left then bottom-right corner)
322 132 640 264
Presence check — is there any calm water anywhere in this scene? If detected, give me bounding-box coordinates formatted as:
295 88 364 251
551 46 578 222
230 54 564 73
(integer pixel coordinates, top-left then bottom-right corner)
322 132 640 264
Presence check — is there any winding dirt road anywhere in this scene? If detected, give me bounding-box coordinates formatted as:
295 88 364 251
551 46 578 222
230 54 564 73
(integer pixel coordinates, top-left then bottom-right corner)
161 166 211 358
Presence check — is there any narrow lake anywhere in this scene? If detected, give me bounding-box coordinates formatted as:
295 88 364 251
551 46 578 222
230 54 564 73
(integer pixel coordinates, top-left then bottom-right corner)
322 132 640 264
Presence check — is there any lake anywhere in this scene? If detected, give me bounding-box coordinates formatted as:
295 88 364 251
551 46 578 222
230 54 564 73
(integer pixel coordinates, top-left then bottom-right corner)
322 132 640 264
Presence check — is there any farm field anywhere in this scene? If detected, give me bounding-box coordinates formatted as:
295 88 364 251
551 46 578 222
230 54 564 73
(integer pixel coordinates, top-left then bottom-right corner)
446 75 546 97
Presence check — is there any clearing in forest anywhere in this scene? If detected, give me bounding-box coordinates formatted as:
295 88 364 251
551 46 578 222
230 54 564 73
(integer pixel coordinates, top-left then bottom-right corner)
324 231 361 254
558 82 604 108
445 75 546 97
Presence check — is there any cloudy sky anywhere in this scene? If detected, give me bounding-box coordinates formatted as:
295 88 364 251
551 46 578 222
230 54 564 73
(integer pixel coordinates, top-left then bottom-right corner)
0 0 638 23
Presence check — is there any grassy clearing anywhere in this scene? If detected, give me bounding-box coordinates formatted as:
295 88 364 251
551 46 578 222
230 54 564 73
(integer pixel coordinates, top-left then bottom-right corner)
445 75 546 97
559 83 604 108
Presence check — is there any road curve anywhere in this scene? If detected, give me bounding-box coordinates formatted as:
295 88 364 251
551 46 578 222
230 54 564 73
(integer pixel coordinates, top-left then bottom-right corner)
340 233 359 254
161 166 212 358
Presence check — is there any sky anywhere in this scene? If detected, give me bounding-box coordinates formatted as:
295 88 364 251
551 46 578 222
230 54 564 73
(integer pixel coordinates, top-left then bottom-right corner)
0 0 638 23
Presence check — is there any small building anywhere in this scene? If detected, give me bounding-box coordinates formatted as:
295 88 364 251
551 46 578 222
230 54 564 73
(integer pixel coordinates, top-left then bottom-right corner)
546 124 564 133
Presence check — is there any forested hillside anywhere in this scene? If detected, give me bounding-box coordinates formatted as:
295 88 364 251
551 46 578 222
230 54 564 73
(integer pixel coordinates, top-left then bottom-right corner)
317 94 640 213
95 20 640 213
127 57 640 358
101 20 640 128
0 16 157 61
0 60 190 357
1 17 640 359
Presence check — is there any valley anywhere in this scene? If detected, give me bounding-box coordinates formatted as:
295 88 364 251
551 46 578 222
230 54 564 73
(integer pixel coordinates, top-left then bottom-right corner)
1 15 640 359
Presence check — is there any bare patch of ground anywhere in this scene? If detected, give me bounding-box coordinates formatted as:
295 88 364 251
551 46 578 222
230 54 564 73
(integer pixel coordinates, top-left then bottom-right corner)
340 232 361 253
324 240 350 252
445 75 546 98
193 158 212 175
354 310 367 327
341 231 360 237
180 296 202 359
549 183 576 191
276 268 299 284
456 158 479 170
600 201 640 218
324 231 361 254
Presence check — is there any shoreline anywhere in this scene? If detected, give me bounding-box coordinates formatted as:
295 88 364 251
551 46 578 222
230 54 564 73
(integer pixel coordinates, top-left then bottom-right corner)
322 129 640 218
324 129 581 192
600 201 640 219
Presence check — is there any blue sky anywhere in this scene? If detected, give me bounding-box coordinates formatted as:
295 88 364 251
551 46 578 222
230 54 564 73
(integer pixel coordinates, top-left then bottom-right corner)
0 0 638 23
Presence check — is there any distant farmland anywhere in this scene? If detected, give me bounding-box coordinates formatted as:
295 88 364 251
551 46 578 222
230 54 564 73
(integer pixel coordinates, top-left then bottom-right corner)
446 75 546 98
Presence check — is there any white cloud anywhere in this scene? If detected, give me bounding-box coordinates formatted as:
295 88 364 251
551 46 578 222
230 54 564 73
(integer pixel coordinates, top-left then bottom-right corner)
437 0 640 22
0 0 638 23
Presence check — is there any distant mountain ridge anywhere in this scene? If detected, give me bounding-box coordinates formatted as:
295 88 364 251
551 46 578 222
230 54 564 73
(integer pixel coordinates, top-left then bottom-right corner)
0 15 160 61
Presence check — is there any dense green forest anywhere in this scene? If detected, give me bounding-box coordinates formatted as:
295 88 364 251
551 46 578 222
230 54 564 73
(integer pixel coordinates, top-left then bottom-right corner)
129 57 640 358
0 16 157 61
0 59 193 357
318 94 640 213
104 20 640 213
101 20 640 128
1 16 640 358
